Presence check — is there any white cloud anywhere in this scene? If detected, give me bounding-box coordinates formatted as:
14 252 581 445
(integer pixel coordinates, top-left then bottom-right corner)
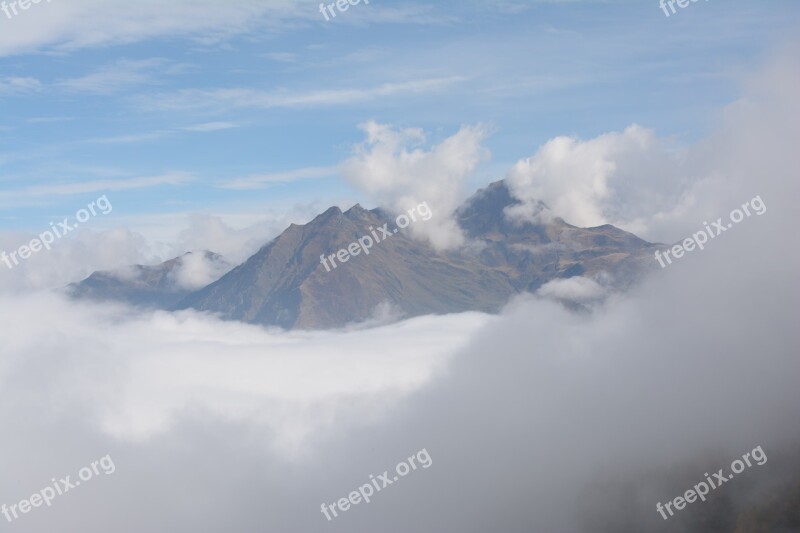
167 252 232 290
25 116 75 124
263 52 298 63
84 131 172 145
0 227 152 293
0 206 321 293
167 211 315 266
0 294 487 454
505 124 691 237
0 0 305 57
342 121 490 249
0 172 192 204
57 58 181 95
504 43 800 244
181 121 241 133
0 76 41 95
219 166 338 190
137 77 465 112
0 0 454 58
80 122 242 145
536 276 606 304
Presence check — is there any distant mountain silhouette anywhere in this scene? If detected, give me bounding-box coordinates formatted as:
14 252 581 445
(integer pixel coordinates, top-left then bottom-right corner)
68 251 229 309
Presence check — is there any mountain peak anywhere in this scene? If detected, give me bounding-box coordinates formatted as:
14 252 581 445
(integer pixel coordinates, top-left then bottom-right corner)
344 203 369 216
317 206 342 217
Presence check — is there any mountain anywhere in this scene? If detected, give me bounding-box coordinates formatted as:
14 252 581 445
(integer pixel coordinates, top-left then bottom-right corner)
69 180 660 329
456 180 655 292
176 202 517 329
67 251 229 309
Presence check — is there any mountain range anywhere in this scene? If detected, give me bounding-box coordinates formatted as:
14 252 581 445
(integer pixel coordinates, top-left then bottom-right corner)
68 180 660 329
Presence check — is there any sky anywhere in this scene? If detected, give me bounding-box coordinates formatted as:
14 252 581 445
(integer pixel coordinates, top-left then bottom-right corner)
1 0 798 245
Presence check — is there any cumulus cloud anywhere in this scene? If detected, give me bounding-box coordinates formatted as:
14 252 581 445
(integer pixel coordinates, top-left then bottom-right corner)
167 252 232 291
504 42 800 246
505 124 693 238
342 121 490 250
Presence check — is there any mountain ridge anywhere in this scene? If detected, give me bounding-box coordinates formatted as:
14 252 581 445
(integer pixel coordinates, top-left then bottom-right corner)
69 179 660 329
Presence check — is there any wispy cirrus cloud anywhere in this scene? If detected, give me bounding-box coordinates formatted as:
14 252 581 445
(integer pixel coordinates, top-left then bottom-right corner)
219 165 339 190
85 131 173 145
263 52 299 63
136 76 466 111
82 122 242 145
0 172 192 203
181 121 242 133
25 116 75 124
0 0 305 58
0 77 42 95
57 58 187 95
0 0 452 58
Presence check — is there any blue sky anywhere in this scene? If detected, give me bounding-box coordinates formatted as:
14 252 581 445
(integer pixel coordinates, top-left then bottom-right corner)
0 0 798 234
